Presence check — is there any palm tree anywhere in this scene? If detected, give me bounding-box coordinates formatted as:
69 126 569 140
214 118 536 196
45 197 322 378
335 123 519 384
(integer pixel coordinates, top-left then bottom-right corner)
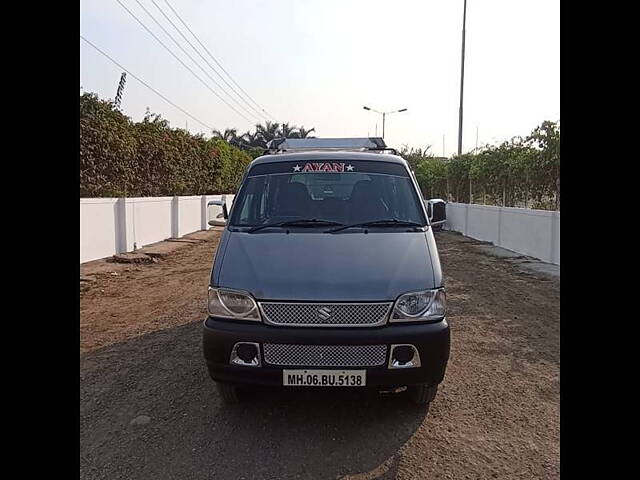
296 126 316 138
255 121 281 145
213 122 318 150
279 122 299 138
240 131 265 148
211 128 239 145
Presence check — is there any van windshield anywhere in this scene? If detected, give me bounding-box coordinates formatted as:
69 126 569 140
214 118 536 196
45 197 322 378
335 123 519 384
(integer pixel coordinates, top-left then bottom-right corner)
229 161 426 228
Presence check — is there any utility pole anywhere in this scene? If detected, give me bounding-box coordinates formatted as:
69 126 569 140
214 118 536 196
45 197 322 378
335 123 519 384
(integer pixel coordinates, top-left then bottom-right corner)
475 125 479 152
457 0 467 156
114 72 127 110
442 135 445 157
382 112 386 139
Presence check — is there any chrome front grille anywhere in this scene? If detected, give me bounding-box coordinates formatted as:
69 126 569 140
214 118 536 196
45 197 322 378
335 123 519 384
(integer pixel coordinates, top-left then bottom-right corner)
258 302 392 327
263 343 387 367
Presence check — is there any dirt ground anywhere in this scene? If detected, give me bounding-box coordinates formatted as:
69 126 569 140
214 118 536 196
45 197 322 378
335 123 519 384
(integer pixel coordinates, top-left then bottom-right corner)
80 229 223 354
80 230 559 479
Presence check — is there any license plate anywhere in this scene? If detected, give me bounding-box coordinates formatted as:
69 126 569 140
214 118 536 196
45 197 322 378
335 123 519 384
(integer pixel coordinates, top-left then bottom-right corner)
282 369 366 387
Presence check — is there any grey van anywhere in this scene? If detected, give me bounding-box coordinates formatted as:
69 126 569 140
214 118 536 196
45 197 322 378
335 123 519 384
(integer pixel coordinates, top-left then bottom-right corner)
203 138 450 405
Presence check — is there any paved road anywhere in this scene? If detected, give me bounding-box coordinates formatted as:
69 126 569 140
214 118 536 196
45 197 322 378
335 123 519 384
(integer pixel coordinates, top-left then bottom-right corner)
80 231 559 479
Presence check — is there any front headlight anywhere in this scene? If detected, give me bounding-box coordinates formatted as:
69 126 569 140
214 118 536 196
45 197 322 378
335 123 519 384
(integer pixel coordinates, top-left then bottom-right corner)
391 288 446 322
207 287 261 321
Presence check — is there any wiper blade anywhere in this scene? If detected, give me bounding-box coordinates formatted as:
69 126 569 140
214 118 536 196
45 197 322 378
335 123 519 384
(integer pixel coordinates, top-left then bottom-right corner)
247 218 343 233
326 219 424 233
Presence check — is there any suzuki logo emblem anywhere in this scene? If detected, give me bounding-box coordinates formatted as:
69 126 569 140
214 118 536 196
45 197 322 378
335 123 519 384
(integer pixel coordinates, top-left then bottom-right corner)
317 307 333 322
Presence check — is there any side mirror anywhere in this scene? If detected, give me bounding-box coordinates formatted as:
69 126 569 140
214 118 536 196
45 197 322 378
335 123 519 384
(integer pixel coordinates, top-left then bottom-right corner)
207 198 229 226
427 199 446 226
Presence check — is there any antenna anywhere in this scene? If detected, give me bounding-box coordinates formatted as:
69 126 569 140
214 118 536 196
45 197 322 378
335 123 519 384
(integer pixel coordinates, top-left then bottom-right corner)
114 72 127 110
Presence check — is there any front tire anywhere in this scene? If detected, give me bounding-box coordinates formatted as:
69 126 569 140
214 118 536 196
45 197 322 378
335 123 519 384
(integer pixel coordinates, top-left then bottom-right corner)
408 384 438 406
216 382 240 404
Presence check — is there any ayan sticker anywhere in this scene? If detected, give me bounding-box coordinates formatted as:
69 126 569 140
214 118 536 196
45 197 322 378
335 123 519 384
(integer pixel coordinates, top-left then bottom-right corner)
293 163 355 173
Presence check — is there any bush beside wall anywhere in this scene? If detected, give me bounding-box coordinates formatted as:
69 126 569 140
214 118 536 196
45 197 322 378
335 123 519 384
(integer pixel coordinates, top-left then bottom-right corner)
80 93 253 197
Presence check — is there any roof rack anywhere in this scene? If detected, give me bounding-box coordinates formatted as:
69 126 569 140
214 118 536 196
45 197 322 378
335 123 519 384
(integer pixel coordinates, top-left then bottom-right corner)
264 137 398 155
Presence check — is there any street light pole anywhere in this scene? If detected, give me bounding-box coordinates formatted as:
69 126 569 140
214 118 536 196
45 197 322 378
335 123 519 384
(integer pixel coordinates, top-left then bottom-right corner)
457 0 467 156
363 106 407 140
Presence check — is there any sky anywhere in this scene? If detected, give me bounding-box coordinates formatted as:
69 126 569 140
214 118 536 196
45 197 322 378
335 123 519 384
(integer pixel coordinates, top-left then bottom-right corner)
80 0 559 156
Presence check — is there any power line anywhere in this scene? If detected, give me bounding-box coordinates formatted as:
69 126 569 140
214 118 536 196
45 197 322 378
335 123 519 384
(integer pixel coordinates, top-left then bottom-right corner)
131 0 261 123
80 35 214 131
163 0 277 122
150 0 268 122
115 0 255 125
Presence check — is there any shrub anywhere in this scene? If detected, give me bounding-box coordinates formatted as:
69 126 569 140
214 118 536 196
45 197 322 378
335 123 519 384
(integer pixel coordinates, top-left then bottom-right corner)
80 93 253 197
406 121 560 210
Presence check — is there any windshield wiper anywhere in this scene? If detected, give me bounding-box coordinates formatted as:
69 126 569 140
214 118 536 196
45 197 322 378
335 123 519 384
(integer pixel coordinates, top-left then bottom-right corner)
247 218 343 233
326 219 424 233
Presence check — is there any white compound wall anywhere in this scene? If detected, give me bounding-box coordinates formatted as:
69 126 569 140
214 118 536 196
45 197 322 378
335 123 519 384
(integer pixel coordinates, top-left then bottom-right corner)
80 195 234 263
444 203 560 265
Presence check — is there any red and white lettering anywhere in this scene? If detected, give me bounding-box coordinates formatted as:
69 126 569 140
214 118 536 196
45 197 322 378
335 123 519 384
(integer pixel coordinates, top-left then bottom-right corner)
299 162 346 173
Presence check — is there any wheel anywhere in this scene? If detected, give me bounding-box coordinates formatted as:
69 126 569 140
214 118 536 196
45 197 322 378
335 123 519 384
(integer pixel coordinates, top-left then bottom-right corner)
216 381 240 404
408 384 438 406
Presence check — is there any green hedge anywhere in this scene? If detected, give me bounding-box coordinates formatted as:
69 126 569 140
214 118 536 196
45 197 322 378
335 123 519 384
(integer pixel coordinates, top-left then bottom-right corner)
402 120 560 210
80 93 253 197
81 92 559 209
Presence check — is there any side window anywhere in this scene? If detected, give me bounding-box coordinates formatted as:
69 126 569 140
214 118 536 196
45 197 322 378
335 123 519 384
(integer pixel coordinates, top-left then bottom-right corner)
239 193 254 223
380 176 421 221
237 176 267 224
259 176 279 220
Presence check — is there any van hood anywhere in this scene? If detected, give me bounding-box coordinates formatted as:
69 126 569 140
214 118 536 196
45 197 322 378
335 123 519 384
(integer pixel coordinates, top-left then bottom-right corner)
216 231 436 301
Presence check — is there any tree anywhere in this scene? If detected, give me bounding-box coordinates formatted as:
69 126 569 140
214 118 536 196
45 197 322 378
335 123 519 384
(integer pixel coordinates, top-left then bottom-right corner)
235 122 318 149
415 156 448 199
279 122 298 138
399 145 433 172
80 91 252 197
526 120 560 209
296 126 316 138
80 93 137 197
212 128 239 145
255 121 281 145
399 120 560 209
239 131 264 148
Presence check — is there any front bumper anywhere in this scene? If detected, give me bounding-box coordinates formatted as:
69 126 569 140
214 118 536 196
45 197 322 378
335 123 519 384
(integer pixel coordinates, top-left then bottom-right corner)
202 316 450 388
